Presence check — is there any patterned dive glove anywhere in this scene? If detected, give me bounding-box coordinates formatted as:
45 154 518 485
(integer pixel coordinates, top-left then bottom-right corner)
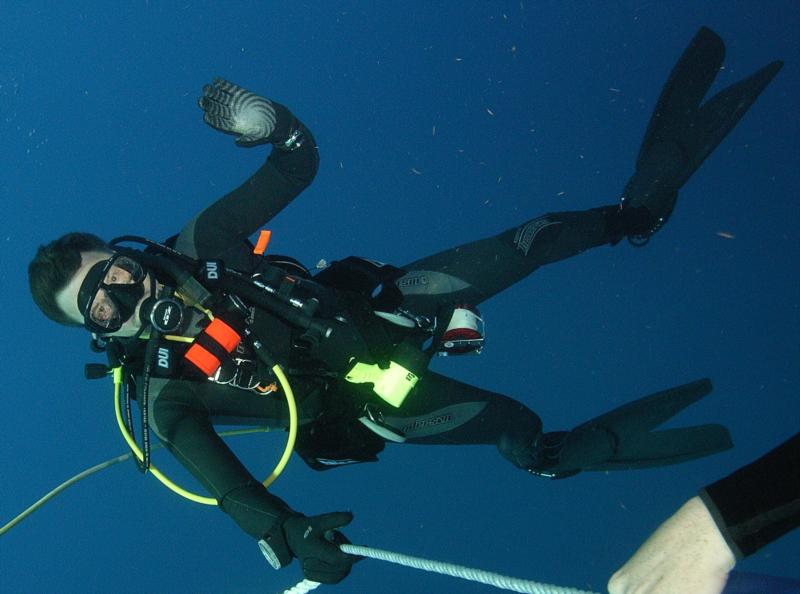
198 77 277 146
282 511 360 584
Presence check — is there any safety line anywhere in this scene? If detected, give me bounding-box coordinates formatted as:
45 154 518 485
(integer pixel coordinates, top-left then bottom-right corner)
279 543 600 594
0 427 270 536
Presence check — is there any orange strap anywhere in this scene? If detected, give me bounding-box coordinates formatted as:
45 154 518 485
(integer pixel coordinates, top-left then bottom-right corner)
253 230 272 256
205 318 241 352
185 343 220 377
184 318 242 376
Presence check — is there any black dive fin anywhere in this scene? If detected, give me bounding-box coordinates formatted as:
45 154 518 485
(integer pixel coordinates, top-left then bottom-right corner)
633 26 726 177
553 379 733 473
622 27 783 240
677 59 784 187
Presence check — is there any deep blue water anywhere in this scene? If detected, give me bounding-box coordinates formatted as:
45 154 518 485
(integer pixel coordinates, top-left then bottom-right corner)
1 3 797 593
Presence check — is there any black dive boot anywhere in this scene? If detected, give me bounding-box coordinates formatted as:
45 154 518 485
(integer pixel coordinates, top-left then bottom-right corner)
527 379 733 479
619 27 782 244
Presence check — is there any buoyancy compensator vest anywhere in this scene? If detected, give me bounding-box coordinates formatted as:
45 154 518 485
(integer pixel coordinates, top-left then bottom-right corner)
86 236 487 473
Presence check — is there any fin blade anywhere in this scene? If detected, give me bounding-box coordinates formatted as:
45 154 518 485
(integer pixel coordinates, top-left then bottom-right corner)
636 26 726 170
585 424 733 470
675 59 784 187
574 378 714 437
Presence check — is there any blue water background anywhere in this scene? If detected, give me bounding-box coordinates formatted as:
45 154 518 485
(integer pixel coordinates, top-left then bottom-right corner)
1 3 797 593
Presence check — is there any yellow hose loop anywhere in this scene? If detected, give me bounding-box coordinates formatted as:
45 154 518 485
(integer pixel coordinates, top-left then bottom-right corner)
112 361 298 505
262 364 297 488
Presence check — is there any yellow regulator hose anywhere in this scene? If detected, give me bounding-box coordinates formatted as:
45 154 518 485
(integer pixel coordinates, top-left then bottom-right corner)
112 364 298 506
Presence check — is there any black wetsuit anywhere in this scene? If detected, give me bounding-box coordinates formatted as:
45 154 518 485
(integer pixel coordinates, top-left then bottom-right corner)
700 432 800 559
144 104 629 541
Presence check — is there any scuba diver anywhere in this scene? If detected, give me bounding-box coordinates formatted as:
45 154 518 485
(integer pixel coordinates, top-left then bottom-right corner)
28 27 782 585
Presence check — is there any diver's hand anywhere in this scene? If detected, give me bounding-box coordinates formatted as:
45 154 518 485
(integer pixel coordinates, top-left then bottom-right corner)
198 78 276 146
608 496 736 594
283 511 359 584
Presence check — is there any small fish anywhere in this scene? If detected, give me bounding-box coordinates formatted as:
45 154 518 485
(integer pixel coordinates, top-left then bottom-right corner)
716 231 736 239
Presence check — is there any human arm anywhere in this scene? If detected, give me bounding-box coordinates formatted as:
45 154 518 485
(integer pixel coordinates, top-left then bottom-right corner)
608 433 800 594
150 379 356 583
175 79 320 260
700 432 800 559
607 496 734 594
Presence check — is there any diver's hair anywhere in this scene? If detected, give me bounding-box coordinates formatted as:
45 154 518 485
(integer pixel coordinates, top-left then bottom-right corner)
28 232 111 326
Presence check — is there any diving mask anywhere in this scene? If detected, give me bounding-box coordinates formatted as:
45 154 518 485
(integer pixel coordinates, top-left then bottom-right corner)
77 254 148 334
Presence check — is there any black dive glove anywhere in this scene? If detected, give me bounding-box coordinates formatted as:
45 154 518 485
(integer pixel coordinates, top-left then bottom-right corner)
198 78 277 146
283 512 359 584
259 511 359 584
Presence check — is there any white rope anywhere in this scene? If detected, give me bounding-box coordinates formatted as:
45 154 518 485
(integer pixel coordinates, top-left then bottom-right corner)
278 579 320 594
278 543 600 594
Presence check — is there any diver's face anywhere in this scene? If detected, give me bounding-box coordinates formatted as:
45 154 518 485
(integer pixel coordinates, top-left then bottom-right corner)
56 251 154 337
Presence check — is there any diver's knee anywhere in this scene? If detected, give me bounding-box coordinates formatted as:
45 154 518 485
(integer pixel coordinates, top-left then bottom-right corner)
506 215 563 257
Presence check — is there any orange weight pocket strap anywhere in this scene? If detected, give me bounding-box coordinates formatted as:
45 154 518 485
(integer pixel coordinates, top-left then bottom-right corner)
184 318 242 377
